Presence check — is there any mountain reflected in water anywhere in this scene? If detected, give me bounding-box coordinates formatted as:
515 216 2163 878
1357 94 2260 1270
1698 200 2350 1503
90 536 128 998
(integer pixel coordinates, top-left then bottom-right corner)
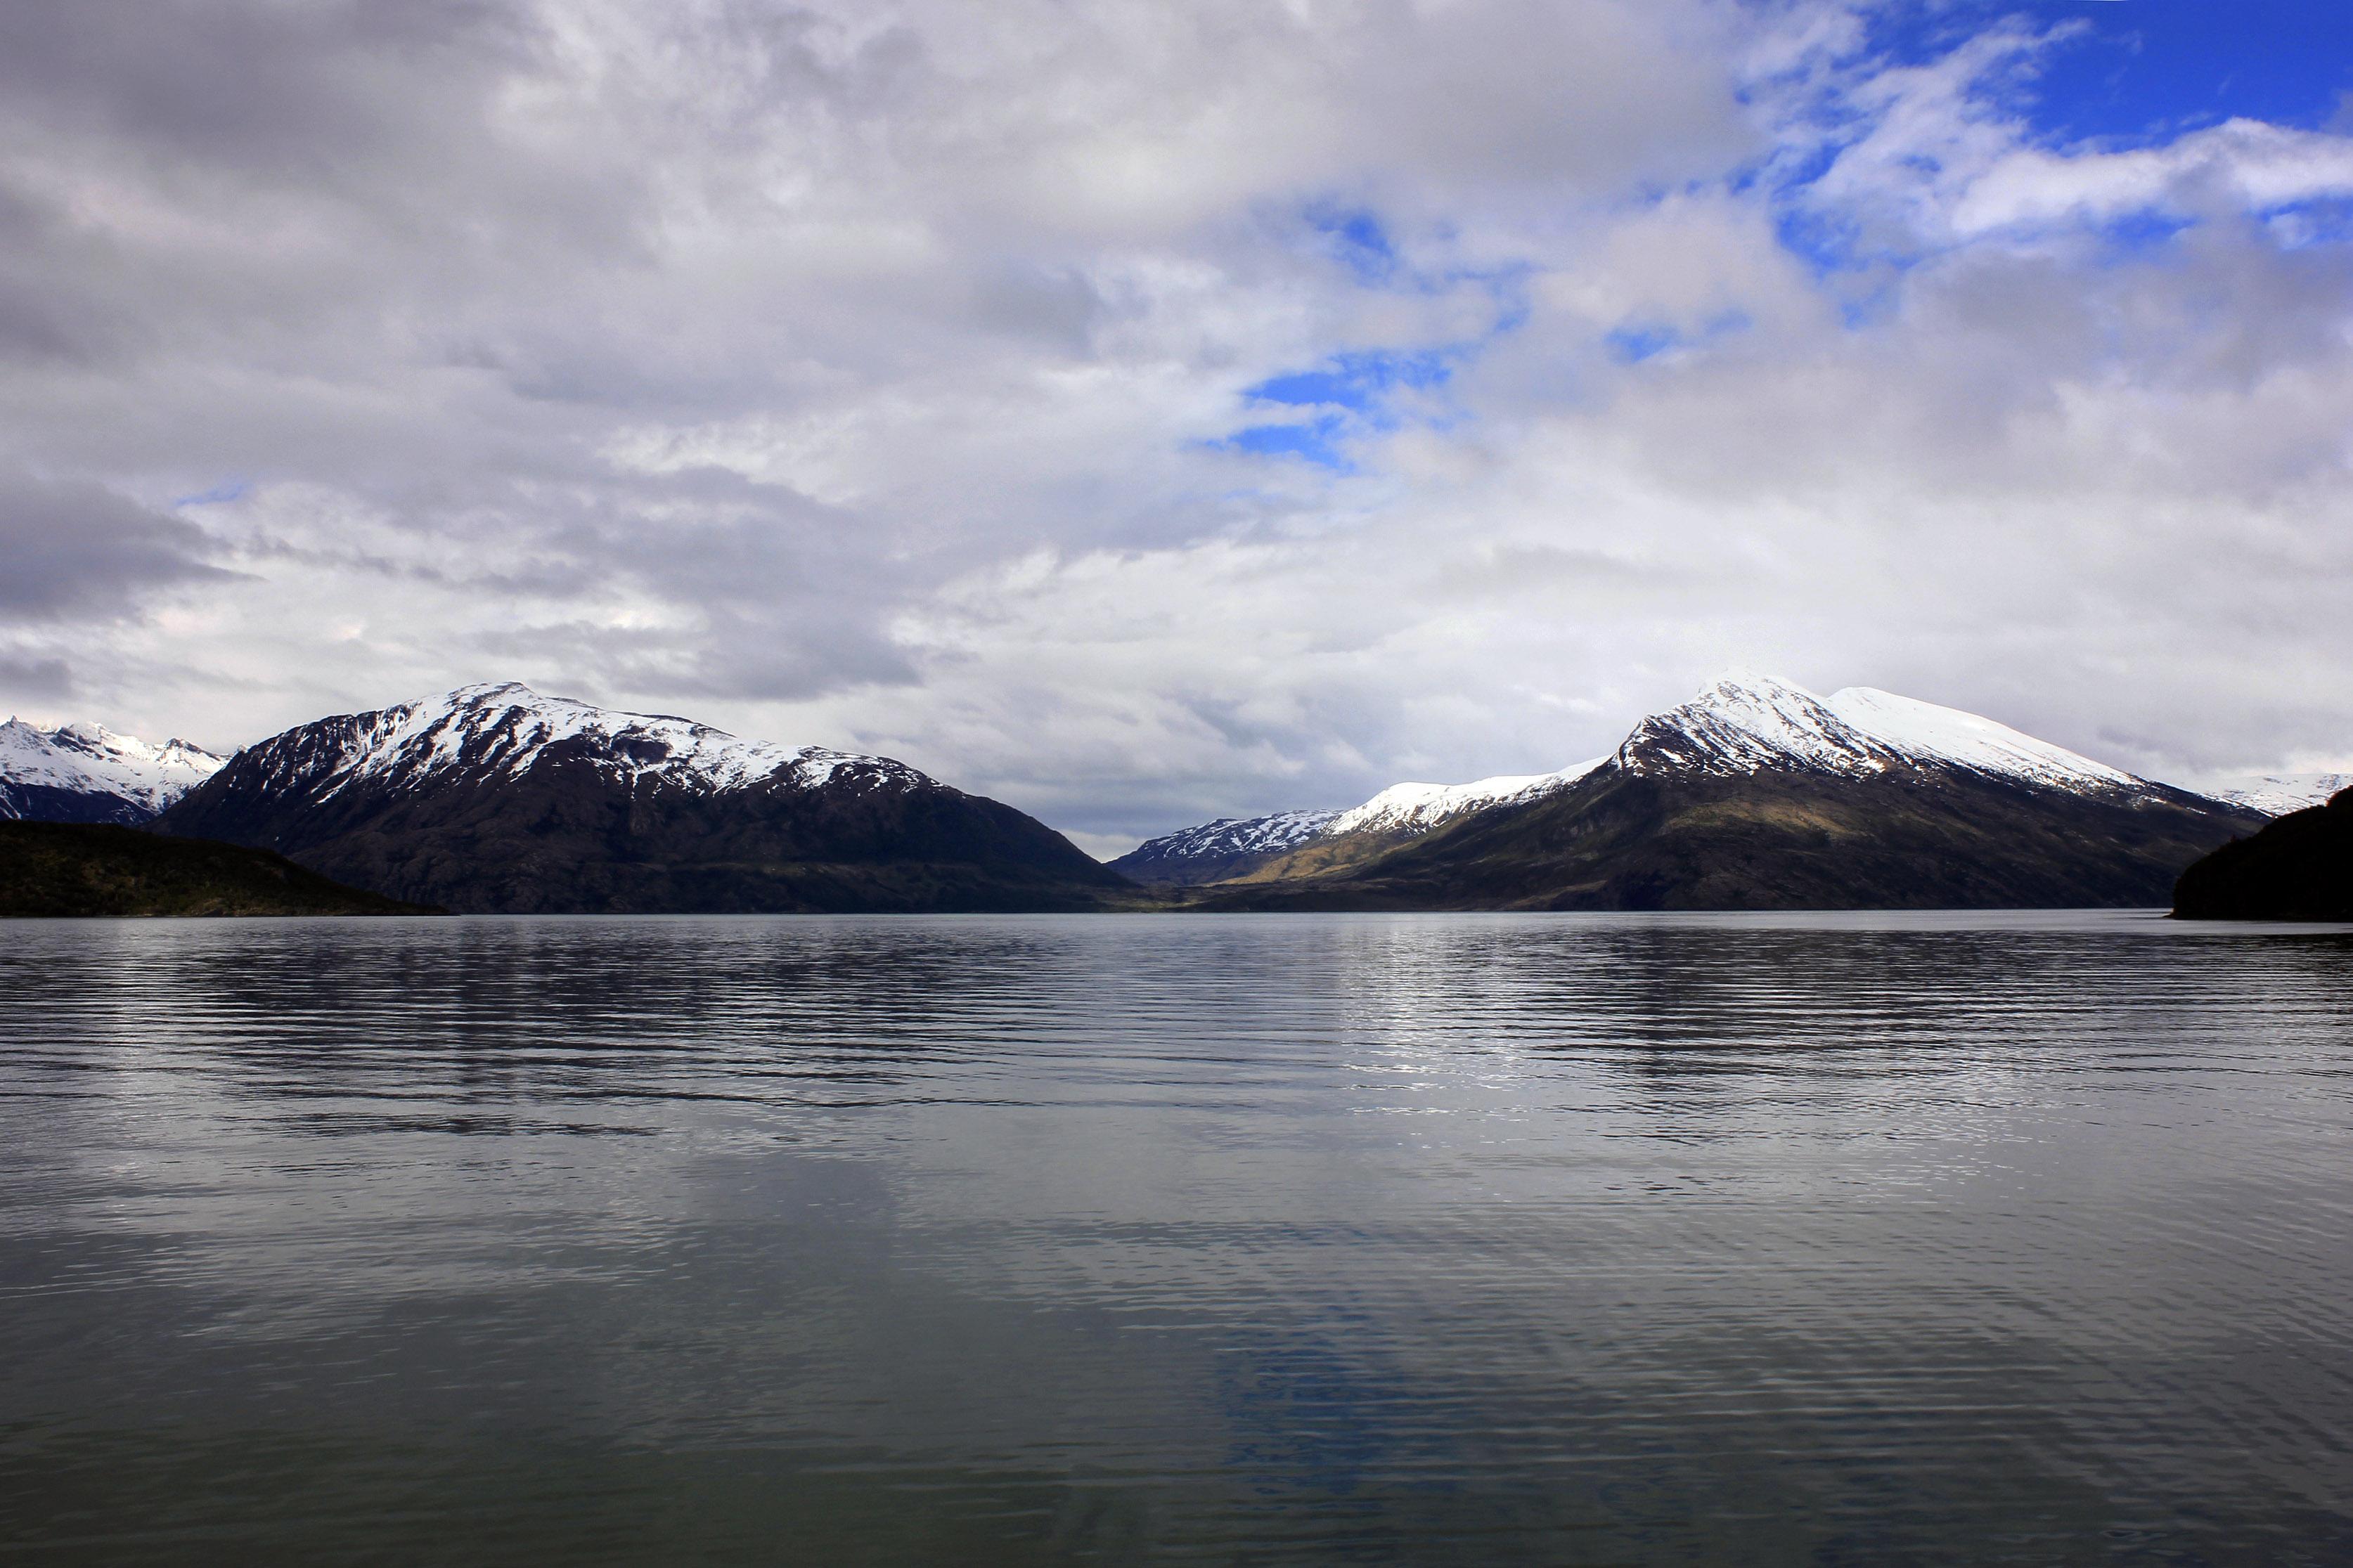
4 912 2351 1563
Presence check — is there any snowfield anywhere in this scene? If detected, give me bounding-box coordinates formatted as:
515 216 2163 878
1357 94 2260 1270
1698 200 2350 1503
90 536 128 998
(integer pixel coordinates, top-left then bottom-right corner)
0 717 225 820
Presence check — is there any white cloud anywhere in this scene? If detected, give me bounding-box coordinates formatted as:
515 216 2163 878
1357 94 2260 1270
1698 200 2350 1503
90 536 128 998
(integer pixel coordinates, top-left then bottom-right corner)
0 0 2348 845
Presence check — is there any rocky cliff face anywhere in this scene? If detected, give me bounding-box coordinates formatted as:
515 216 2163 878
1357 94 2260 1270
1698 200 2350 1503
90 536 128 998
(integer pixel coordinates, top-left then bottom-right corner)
157 682 1130 914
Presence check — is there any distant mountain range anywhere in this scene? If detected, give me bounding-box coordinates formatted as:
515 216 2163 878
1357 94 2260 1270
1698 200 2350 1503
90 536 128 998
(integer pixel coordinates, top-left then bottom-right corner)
0 719 223 824
1114 673 2273 909
2211 773 2353 817
0 672 2332 914
154 682 1126 914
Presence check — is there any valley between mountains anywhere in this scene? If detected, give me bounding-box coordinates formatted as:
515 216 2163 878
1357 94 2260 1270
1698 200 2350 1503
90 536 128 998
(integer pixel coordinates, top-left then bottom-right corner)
1 673 2338 916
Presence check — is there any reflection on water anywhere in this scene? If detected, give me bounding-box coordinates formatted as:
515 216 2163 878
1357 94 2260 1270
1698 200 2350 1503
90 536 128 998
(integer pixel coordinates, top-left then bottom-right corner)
3 911 2351 1564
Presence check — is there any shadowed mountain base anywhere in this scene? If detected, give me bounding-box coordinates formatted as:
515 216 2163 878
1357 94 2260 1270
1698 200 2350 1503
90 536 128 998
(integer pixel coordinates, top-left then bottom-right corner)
1193 770 2253 911
1 822 443 916
2173 789 2353 921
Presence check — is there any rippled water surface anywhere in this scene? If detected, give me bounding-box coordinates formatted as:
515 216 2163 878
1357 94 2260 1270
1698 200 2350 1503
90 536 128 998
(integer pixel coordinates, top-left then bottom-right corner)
4 911 2352 1564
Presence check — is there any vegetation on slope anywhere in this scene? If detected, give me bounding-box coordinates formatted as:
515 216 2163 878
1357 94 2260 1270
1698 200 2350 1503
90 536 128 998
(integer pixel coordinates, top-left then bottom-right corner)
1 822 444 917
2173 789 2353 921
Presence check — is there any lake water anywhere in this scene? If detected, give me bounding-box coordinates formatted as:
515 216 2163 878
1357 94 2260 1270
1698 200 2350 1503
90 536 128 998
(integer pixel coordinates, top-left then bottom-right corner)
3 911 2350 1564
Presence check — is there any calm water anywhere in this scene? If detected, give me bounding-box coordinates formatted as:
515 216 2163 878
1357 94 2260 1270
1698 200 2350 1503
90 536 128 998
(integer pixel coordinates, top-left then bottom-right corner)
3 912 2351 1564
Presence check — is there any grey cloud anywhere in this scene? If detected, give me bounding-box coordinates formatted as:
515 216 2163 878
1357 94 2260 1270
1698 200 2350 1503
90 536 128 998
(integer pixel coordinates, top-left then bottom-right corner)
0 652 73 699
0 474 233 619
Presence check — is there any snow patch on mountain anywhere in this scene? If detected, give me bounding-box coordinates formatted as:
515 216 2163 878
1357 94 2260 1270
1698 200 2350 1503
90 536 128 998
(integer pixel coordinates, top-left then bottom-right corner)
0 717 226 821
1328 759 1608 837
294 682 917 801
2212 772 2353 817
1617 672 1888 778
1623 672 2158 798
1819 686 2141 793
1131 810 1342 862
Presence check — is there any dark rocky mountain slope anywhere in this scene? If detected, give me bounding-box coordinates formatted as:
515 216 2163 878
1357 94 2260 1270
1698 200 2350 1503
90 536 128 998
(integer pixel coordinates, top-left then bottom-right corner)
2173 789 2353 921
157 683 1130 914
1 822 438 916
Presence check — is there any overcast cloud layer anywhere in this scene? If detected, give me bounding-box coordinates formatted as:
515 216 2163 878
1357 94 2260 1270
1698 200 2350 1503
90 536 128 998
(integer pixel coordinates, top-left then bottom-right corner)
3 0 2349 851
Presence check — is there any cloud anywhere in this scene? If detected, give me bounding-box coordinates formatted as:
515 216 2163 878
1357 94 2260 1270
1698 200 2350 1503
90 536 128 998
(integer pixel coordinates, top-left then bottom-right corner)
0 472 232 618
0 0 2346 843
0 652 72 700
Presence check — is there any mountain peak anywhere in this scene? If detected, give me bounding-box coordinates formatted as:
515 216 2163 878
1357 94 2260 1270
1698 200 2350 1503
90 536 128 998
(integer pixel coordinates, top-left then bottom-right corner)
446 680 535 703
286 682 915 803
1621 672 1884 777
159 690 1120 914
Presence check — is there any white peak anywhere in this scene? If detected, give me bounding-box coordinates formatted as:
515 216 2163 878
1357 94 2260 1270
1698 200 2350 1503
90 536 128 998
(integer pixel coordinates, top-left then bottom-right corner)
1700 668 1817 701
0 713 226 817
446 679 537 704
1620 671 2163 797
1331 757 1606 837
1821 687 2137 793
315 682 912 798
2211 772 2352 817
1623 672 1883 777
1134 808 1343 860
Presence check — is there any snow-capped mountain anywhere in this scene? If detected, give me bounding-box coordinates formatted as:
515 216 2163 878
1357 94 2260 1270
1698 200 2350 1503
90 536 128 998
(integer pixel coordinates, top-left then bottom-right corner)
1105 808 1342 887
237 680 924 804
1120 672 2252 897
0 717 226 824
157 682 1124 914
1327 758 1611 836
1112 758 1611 885
2211 773 2352 817
1616 673 2155 797
1136 810 1341 862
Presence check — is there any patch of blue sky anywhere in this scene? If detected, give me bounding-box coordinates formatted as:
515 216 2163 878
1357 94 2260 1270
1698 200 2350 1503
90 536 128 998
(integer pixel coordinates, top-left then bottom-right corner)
2260 195 2353 250
1306 206 1398 285
1758 1 2353 286
1771 205 1924 280
1859 0 2353 146
172 479 249 507
1216 416 1352 470
1246 350 1452 413
1605 323 1680 364
2094 207 2198 254
1606 310 1753 365
1213 212 1582 468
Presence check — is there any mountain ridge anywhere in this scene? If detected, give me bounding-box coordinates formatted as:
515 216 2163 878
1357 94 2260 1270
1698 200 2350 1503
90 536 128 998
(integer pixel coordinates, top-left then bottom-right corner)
157 682 1130 914
1121 673 2262 908
0 718 225 824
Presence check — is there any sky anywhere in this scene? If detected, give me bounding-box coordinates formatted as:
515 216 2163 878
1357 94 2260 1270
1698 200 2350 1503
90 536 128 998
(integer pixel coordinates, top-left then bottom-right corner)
2 0 2350 855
